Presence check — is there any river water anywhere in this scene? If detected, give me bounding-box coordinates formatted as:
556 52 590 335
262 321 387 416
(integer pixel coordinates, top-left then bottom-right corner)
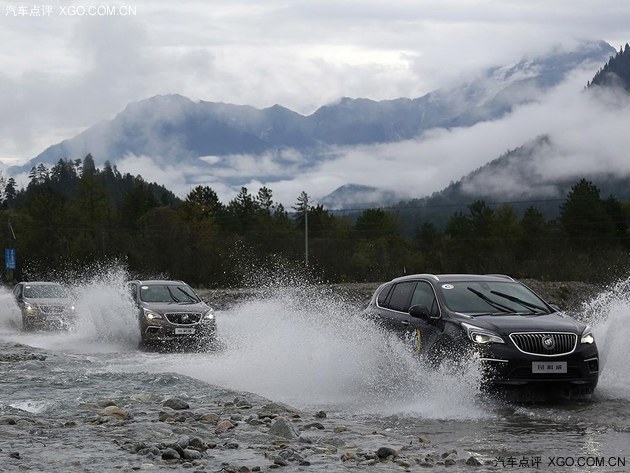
1 268 629 472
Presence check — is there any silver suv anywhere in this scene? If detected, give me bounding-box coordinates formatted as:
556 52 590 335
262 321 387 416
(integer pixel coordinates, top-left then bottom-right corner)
13 281 76 331
127 280 217 349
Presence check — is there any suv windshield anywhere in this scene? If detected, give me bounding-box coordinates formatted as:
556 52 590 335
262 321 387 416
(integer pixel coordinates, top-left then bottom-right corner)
439 281 550 315
140 284 200 303
24 284 68 298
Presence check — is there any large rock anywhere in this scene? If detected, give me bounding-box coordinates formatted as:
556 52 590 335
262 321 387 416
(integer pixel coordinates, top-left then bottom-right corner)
163 398 190 410
268 416 300 440
98 406 129 420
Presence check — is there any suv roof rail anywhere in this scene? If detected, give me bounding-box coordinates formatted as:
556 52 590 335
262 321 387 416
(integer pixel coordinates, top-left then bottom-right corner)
486 274 515 281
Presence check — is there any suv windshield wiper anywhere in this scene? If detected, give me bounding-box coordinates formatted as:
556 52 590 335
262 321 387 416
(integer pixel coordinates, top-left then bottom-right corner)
176 287 198 303
166 287 181 303
467 287 516 314
490 290 548 314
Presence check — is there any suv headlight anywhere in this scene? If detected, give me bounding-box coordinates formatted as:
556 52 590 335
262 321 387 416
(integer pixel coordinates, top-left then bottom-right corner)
461 322 505 344
24 302 39 315
203 309 215 320
142 308 163 320
581 326 595 344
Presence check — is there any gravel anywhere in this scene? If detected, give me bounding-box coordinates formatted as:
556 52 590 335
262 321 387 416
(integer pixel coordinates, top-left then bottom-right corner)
0 341 494 472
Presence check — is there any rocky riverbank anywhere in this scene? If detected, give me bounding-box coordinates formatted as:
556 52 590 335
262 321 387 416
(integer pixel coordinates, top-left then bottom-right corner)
0 342 496 472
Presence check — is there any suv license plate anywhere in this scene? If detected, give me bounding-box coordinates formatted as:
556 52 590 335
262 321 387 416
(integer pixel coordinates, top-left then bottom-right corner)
532 361 567 373
175 328 195 335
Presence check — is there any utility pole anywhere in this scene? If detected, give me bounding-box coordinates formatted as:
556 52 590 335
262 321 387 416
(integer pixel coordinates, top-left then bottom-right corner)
8 218 16 240
304 193 309 267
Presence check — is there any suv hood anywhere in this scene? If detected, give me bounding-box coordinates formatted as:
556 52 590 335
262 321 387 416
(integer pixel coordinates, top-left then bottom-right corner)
140 301 208 314
468 312 586 335
25 297 72 306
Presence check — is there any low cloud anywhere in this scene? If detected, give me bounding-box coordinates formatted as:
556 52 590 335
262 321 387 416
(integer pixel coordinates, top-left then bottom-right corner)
3 1 629 164
88 66 630 210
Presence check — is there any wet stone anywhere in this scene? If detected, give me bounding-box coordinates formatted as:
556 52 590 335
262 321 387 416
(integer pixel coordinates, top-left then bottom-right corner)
200 412 220 424
376 446 397 459
189 437 207 451
99 405 129 420
268 416 299 439
176 435 190 449
163 398 190 410
216 419 237 433
272 455 289 466
302 422 325 430
182 448 203 460
161 448 181 460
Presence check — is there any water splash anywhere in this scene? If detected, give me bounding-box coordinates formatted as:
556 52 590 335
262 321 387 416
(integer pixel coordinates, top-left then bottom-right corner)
0 262 139 353
156 281 489 419
0 286 23 333
581 277 630 400
68 262 139 352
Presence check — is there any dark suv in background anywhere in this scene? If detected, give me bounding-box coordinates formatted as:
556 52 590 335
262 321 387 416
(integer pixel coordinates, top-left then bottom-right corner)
127 280 217 350
364 274 599 395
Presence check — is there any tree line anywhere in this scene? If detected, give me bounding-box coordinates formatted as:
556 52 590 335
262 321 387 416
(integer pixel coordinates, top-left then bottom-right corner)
1 155 629 287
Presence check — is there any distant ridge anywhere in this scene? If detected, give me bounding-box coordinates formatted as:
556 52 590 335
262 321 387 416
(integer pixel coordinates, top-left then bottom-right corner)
10 40 614 184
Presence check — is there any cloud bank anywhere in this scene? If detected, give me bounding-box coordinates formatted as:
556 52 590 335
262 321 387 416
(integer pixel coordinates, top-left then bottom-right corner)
1 0 629 163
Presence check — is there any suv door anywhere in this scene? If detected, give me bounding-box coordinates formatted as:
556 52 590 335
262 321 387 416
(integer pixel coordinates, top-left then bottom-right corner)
407 281 442 355
377 280 443 356
376 281 417 343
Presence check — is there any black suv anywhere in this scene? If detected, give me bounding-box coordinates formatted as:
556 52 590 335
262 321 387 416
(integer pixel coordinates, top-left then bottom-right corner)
364 274 599 393
127 280 217 350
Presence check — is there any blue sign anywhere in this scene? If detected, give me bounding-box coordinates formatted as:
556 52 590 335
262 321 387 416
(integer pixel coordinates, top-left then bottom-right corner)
5 248 16 270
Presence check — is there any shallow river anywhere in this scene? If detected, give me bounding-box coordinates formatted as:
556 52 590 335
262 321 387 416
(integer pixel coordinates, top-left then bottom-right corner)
1 270 629 472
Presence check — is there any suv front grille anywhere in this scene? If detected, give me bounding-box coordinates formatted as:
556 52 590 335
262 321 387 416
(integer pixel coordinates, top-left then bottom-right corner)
164 312 202 325
509 332 577 356
39 305 66 314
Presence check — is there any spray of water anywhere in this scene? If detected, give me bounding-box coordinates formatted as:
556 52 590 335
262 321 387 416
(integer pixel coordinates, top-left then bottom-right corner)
0 286 23 333
0 261 139 353
149 278 490 419
581 277 630 400
68 263 140 352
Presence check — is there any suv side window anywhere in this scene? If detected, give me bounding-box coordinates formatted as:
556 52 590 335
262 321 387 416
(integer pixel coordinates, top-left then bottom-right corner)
386 282 416 312
410 281 439 317
376 284 392 307
128 283 138 302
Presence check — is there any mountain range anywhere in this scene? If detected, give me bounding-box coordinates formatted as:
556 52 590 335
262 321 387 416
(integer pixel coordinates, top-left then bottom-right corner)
393 43 630 226
8 40 624 212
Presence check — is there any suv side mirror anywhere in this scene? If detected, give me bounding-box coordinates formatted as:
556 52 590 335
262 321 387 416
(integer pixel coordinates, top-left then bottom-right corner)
409 304 431 319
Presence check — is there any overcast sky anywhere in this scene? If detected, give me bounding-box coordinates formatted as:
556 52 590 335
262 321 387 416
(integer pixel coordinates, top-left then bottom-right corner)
1 0 629 203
